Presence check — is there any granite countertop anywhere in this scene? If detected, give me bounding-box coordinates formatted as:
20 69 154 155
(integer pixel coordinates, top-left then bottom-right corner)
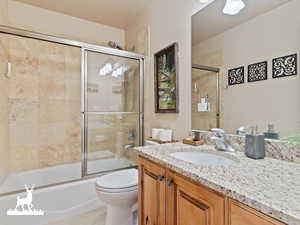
134 143 300 225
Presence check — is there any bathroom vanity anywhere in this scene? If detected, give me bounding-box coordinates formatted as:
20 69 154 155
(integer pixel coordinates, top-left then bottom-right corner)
135 143 300 225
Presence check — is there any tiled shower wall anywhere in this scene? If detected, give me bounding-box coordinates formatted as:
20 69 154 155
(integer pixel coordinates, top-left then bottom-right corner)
0 62 9 183
0 33 82 173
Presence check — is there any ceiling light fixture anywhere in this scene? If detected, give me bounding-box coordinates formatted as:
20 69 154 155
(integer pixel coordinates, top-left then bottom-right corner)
198 0 209 3
223 0 245 15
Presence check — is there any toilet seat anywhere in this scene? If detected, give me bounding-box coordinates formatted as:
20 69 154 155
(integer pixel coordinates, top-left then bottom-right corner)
96 185 138 193
95 169 138 193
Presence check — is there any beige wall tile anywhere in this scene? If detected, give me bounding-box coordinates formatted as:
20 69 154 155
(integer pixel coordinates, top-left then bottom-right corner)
39 123 66 146
9 122 39 148
39 144 67 168
8 76 39 99
66 79 80 101
9 146 39 172
0 78 9 182
39 100 67 123
39 78 66 100
9 99 39 125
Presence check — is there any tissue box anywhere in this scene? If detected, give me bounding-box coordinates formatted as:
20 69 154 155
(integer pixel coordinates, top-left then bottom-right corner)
160 129 173 142
152 128 162 140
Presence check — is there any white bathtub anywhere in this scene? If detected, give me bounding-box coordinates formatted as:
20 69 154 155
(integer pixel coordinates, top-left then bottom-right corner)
0 157 134 194
0 178 104 225
0 157 135 225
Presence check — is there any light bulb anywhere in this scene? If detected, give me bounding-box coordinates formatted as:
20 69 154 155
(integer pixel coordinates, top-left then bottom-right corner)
199 0 209 3
223 0 245 15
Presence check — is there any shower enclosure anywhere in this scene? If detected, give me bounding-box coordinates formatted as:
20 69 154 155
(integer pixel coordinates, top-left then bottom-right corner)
191 64 220 131
0 26 144 196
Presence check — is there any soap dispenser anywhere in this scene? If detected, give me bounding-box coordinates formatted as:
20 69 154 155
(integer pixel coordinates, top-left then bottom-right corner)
245 126 266 160
264 124 279 140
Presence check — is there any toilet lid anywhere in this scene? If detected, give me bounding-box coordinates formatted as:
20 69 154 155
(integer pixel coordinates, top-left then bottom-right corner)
96 169 138 189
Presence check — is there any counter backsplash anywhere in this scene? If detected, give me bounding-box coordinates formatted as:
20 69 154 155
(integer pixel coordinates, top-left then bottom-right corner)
196 131 300 164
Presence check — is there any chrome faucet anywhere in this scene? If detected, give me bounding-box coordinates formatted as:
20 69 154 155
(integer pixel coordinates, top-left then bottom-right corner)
210 128 235 152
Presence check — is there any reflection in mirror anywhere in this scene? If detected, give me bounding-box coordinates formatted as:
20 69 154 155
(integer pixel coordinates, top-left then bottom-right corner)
191 65 220 131
192 0 300 144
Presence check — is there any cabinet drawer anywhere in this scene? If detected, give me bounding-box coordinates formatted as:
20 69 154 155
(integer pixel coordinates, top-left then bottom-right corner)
229 199 286 225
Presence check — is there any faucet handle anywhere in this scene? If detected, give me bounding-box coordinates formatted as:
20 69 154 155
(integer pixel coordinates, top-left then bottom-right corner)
210 128 225 137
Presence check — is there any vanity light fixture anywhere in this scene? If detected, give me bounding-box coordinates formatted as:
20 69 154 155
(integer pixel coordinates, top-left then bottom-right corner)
223 0 245 15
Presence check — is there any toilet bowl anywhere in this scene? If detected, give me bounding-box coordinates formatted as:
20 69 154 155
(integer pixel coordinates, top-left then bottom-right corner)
95 169 138 225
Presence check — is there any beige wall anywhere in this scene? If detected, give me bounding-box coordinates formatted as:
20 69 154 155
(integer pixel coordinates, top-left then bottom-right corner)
0 0 125 47
125 0 211 140
193 0 300 137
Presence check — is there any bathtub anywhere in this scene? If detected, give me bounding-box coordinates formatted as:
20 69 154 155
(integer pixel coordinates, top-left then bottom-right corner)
0 178 104 225
0 157 135 194
0 157 135 225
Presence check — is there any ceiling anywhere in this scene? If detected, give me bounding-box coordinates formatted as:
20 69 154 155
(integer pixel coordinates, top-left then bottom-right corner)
14 0 150 29
192 0 291 45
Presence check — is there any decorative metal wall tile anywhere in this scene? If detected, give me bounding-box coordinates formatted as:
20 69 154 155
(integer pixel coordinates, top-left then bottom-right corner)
228 66 244 86
248 61 268 82
272 54 297 78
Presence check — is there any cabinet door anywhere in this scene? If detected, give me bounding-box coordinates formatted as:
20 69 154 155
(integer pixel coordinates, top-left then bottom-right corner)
166 170 226 225
229 199 286 225
138 157 166 225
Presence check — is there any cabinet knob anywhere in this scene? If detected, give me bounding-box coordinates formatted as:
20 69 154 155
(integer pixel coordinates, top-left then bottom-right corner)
158 175 165 181
145 216 149 224
167 179 174 186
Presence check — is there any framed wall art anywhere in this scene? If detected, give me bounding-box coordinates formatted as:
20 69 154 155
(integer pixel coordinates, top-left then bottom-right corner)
248 61 268 82
272 53 297 78
154 43 179 113
228 66 244 86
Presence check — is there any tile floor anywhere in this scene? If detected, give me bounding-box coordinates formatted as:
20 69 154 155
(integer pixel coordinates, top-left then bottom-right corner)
46 207 106 225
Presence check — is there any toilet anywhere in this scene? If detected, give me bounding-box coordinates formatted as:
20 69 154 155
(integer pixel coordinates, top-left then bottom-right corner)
95 169 138 225
95 142 158 225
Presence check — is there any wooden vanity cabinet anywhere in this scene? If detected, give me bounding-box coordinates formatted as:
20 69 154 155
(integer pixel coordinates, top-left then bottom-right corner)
138 156 286 225
138 157 166 225
138 156 225 225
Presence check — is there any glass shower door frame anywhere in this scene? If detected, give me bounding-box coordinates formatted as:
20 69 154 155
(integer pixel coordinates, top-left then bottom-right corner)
0 25 145 196
81 48 144 178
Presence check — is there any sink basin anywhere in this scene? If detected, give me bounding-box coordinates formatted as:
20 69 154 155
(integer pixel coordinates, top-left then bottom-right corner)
170 152 235 166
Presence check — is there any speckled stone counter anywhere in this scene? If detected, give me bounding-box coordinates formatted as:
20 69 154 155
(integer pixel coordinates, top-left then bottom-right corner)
134 143 300 225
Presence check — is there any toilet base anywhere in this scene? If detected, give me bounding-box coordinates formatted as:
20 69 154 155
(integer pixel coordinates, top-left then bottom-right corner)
106 205 134 225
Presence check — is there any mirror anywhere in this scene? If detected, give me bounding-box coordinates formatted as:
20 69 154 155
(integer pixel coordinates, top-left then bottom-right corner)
191 0 300 144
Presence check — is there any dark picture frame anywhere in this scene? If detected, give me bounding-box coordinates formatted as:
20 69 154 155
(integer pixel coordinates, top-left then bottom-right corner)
248 61 268 82
228 66 245 86
272 53 298 78
154 43 179 113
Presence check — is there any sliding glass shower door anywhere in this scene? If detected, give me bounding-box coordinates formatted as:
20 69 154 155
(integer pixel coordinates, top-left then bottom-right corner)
0 26 144 196
83 50 142 176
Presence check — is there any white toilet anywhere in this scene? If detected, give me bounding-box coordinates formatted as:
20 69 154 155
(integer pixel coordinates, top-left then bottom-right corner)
95 169 138 225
